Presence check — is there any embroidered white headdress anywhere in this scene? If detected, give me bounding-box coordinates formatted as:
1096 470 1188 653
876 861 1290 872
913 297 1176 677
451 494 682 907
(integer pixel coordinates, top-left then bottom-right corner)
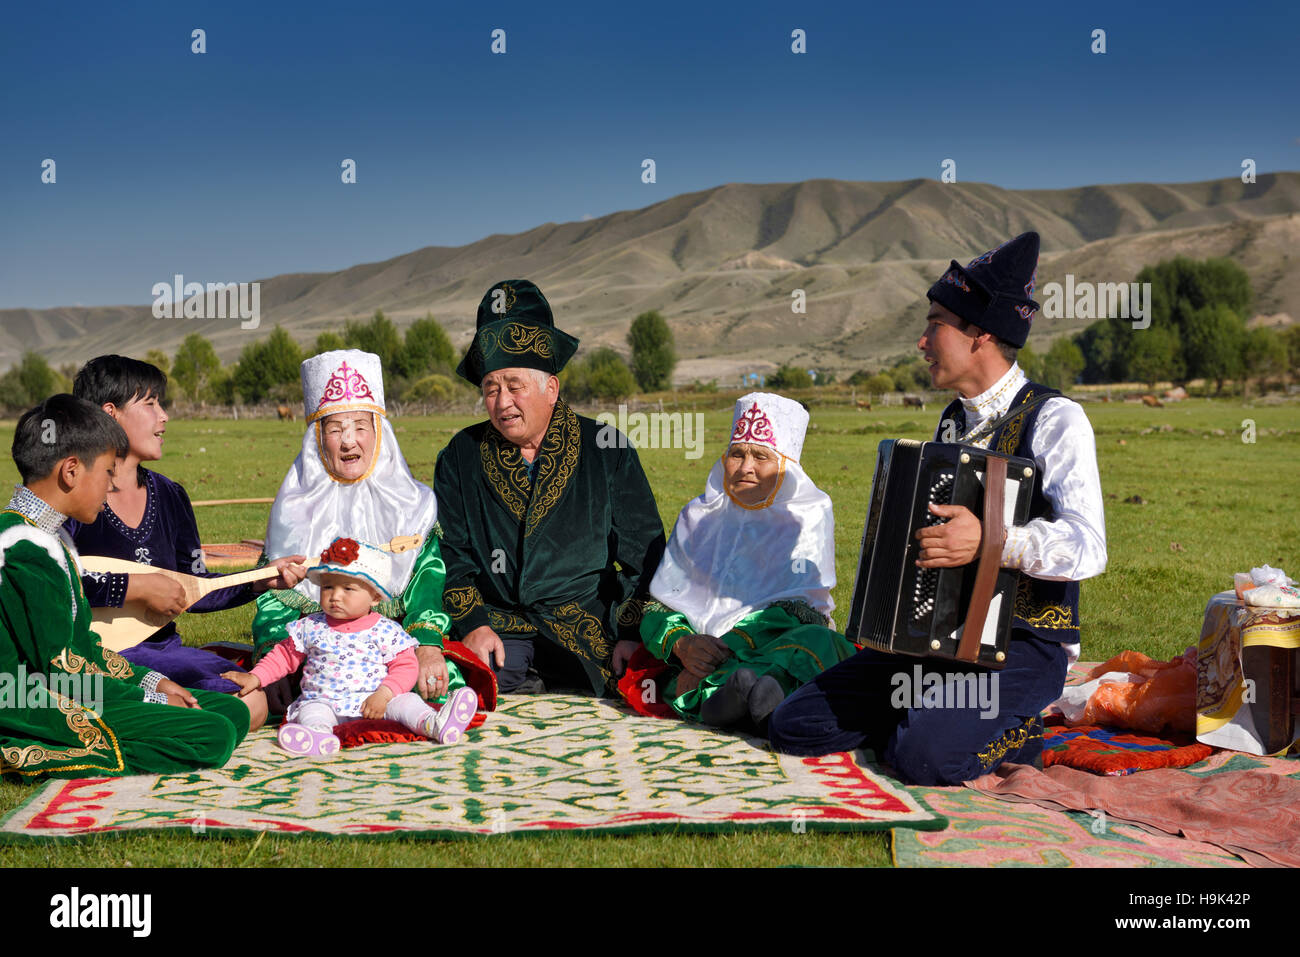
650 392 835 637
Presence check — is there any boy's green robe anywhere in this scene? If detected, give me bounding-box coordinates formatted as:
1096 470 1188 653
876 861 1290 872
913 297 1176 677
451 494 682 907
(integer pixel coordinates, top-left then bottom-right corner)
252 529 469 697
434 399 665 694
0 511 249 779
640 600 857 721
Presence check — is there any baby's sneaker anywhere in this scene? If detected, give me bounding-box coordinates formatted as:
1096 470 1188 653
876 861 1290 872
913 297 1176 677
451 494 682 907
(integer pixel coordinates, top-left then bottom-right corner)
423 687 478 745
277 722 340 757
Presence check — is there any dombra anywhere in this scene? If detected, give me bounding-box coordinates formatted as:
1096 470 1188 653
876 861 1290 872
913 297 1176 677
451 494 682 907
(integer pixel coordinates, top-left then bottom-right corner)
82 535 422 652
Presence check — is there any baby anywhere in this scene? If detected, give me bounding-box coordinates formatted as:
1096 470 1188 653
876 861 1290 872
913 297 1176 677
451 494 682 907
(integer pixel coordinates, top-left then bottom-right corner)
224 537 477 756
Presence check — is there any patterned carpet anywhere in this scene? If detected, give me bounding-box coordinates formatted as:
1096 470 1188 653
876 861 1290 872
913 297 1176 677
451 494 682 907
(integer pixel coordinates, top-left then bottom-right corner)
0 695 942 840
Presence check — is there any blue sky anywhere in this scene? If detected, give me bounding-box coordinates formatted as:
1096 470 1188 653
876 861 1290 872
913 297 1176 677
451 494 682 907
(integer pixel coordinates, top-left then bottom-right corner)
2 0 1296 308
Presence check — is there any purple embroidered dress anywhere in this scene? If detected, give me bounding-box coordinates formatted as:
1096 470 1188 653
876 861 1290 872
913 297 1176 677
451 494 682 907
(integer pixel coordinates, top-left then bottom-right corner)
65 468 254 693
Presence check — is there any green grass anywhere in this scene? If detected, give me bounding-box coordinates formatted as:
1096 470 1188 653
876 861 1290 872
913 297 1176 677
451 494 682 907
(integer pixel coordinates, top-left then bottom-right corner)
1 396 1296 866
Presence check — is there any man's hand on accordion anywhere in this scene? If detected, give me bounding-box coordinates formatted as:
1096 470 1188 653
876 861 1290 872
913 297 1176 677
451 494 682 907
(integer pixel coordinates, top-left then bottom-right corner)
915 503 987 568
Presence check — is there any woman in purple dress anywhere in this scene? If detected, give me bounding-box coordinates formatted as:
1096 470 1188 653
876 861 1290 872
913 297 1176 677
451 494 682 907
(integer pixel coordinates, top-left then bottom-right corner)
65 356 304 720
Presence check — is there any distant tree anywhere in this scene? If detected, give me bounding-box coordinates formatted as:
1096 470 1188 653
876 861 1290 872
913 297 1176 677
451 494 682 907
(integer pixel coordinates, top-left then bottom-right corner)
1017 344 1044 383
1040 338 1084 390
1281 326 1300 380
172 334 222 402
889 357 930 393
15 352 63 403
1182 303 1246 393
1126 324 1184 389
343 310 402 367
406 373 462 404
818 370 837 386
1075 319 1123 383
863 372 894 397
562 348 638 401
0 369 28 410
1241 327 1287 394
397 314 456 379
314 331 346 354
627 311 676 392
232 327 302 403
144 349 171 378
767 365 814 390
846 369 875 387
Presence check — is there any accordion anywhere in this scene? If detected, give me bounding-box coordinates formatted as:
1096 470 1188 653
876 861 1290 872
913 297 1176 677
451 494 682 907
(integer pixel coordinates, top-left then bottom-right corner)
844 440 1037 669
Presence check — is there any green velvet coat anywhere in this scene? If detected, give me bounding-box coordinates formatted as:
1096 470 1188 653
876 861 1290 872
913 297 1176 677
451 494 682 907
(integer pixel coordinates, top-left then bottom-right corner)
434 399 665 694
0 510 249 779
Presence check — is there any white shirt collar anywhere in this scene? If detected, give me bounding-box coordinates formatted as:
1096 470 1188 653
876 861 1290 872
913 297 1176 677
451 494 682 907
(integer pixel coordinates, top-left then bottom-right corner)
961 363 1026 422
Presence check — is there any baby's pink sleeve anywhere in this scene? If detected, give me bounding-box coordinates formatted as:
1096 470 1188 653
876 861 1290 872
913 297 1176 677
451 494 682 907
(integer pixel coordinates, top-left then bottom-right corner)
381 647 419 698
251 638 307 686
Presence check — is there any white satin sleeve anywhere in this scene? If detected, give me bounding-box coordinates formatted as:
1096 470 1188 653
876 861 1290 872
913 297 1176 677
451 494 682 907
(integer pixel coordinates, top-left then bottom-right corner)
1001 398 1107 581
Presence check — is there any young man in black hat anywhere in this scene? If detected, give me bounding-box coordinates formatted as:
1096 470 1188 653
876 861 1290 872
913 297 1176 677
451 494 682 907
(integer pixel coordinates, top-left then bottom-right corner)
768 232 1107 784
432 279 665 696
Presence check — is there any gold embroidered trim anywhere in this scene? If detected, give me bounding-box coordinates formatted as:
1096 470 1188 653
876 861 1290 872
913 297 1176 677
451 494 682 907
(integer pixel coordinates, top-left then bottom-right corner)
768 642 826 672
479 399 581 538
1013 578 1077 629
547 600 611 669
731 628 757 650
996 390 1035 455
0 691 122 776
487 608 533 633
407 620 449 642
525 401 580 538
977 717 1043 770
444 585 485 622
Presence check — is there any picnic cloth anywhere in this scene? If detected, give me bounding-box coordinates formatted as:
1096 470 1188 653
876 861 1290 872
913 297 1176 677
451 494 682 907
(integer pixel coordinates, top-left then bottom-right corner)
1042 724 1213 776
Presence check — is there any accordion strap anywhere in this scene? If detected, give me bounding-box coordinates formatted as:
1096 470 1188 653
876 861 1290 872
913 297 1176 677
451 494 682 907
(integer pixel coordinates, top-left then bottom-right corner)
956 454 1007 663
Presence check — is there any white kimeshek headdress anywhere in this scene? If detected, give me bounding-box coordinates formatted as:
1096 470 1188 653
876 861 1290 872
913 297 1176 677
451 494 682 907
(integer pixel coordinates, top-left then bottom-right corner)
649 392 835 637
265 350 437 604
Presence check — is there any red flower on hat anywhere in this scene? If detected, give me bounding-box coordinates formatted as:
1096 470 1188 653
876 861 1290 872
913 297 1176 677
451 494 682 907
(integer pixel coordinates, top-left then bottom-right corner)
322 538 360 565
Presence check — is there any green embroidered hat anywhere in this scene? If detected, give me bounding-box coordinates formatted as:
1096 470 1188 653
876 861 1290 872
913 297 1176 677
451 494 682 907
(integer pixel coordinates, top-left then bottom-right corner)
456 279 581 385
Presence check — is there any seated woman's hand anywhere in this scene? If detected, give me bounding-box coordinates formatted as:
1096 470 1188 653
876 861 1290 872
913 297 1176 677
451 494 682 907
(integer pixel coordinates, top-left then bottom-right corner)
257 555 308 593
129 573 189 618
673 634 731 677
221 671 261 697
416 646 449 700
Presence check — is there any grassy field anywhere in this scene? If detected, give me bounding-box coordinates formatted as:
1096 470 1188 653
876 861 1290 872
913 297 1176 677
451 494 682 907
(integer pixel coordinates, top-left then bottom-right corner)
0 396 1296 866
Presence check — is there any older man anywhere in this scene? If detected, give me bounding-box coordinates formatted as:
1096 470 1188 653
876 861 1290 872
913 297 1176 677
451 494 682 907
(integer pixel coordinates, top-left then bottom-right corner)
432 279 665 694
768 232 1107 784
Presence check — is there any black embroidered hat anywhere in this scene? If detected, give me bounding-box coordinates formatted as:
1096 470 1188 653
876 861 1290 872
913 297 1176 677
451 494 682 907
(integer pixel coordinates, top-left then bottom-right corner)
925 231 1041 348
456 279 581 385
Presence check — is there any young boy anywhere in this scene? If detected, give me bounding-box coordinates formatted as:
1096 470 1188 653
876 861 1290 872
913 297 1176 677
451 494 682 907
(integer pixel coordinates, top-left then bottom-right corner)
1 395 255 779
224 538 478 756
67 355 303 693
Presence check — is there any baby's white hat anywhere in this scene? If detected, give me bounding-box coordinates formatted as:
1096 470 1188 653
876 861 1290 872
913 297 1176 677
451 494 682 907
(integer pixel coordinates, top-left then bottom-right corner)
306 537 393 599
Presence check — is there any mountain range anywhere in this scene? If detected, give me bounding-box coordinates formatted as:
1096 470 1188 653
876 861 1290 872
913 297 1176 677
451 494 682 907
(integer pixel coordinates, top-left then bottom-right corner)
4 172 1297 384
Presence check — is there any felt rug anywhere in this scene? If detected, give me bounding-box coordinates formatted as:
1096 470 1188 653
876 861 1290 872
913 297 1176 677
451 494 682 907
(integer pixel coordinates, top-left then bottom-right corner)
891 781 1246 867
0 695 942 841
964 749 1300 868
1043 724 1214 776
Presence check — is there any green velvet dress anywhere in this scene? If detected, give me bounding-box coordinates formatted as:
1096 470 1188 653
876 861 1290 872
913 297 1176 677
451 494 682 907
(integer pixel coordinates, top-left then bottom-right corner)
0 509 250 779
434 399 665 694
251 529 467 698
640 599 857 721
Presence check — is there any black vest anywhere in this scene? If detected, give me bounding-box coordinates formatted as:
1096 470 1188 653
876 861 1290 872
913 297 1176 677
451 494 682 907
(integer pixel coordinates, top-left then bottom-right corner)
938 381 1081 645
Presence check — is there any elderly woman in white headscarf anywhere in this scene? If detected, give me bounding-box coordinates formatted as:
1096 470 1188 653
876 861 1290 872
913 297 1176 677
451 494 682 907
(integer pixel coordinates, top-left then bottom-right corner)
253 350 473 710
630 392 856 733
